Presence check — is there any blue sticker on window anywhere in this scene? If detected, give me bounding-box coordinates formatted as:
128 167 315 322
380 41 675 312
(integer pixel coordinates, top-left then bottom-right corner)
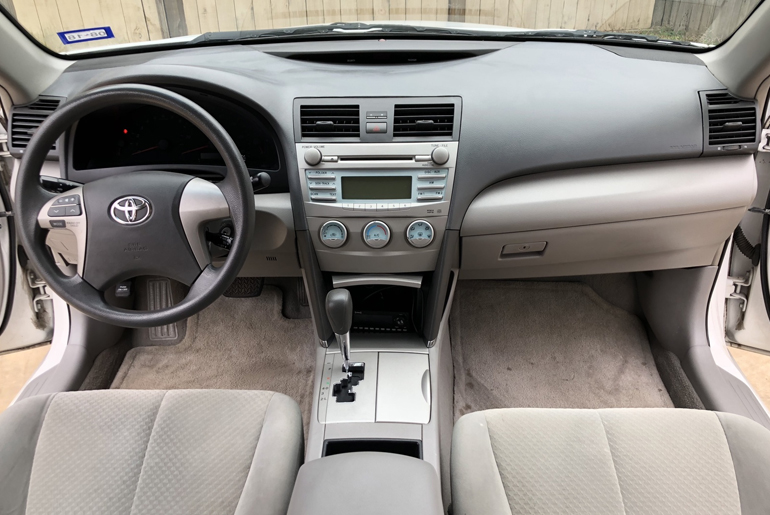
57 27 114 45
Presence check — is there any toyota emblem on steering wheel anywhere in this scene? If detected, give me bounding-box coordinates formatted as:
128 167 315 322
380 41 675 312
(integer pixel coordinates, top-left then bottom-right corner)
110 196 152 225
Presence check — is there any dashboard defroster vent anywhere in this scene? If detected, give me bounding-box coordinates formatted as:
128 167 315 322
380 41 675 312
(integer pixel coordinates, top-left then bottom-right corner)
300 105 360 137
393 104 455 137
704 92 758 147
10 96 62 151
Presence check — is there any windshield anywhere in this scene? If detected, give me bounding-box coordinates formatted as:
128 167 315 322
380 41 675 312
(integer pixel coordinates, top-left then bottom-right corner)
0 0 762 54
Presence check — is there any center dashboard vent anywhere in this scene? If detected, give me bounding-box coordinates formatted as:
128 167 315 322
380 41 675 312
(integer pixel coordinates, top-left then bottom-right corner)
702 91 758 151
300 105 360 138
393 104 455 137
10 96 63 151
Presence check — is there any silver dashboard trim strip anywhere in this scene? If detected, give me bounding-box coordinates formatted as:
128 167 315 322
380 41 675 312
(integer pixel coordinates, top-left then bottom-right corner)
332 274 423 289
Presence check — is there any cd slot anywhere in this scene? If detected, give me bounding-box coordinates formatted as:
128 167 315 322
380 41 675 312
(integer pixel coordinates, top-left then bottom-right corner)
338 156 415 162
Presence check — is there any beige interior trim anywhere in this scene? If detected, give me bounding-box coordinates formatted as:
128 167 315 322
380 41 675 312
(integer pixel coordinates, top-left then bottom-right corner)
0 12 70 105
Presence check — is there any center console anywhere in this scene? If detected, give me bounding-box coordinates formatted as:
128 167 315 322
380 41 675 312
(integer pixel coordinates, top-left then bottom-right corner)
294 97 460 274
295 98 459 505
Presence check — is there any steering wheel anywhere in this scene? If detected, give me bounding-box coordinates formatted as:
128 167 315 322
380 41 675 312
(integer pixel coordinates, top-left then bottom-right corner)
14 84 255 328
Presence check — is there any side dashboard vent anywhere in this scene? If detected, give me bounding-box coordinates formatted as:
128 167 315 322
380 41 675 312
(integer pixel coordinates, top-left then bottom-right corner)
10 96 62 151
300 105 360 137
704 92 757 147
393 104 455 137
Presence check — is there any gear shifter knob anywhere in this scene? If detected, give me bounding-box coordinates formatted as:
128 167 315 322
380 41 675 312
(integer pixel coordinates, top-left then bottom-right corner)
326 289 353 335
326 289 353 372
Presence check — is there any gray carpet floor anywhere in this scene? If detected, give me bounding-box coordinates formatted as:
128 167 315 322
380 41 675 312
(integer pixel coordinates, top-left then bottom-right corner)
112 286 317 435
450 281 673 420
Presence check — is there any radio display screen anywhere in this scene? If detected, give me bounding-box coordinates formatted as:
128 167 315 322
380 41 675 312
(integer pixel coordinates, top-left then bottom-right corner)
341 176 412 200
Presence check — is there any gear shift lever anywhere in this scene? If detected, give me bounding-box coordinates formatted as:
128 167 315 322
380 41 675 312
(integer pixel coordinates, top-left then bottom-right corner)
326 288 353 372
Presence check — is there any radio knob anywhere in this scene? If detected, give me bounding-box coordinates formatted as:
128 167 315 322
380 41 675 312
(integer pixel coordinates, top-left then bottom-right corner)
304 148 323 166
431 147 450 165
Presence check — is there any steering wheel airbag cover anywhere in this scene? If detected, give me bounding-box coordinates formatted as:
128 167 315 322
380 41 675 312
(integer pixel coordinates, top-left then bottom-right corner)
82 171 201 290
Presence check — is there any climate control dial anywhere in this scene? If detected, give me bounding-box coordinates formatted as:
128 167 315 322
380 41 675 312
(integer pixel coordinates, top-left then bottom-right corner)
406 220 434 248
319 220 347 248
363 221 391 249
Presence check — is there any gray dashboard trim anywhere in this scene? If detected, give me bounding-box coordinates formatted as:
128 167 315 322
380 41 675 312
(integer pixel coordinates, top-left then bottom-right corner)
595 45 706 65
42 40 726 231
461 155 757 237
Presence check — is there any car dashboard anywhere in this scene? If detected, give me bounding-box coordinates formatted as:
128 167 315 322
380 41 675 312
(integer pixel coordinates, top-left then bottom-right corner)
7 38 761 344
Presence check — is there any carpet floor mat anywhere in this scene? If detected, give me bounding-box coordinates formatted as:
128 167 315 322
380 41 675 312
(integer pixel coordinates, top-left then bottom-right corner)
450 280 673 420
112 286 316 435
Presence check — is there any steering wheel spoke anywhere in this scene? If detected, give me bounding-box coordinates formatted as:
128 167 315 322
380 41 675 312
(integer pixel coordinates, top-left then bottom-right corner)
37 186 88 276
179 178 231 268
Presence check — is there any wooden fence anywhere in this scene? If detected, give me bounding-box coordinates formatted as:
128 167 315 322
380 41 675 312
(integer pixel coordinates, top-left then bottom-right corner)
650 0 760 43
0 0 758 52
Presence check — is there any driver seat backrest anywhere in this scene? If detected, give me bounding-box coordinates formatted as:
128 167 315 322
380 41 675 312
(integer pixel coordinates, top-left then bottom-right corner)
0 389 303 515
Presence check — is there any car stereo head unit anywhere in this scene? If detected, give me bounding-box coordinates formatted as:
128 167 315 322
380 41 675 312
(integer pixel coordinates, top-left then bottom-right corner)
296 142 458 219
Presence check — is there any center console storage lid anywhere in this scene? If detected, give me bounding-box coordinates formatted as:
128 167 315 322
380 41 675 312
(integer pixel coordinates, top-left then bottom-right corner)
287 452 443 515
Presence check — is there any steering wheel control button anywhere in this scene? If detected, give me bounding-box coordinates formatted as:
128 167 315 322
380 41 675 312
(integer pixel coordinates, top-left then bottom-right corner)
55 195 81 206
49 220 66 228
363 221 391 249
110 196 152 225
406 220 435 248
304 148 323 166
320 220 348 249
431 147 450 165
65 206 82 216
48 206 67 217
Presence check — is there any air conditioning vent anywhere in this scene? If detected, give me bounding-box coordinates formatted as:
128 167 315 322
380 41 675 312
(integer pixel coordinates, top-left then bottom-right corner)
705 92 757 146
300 105 360 138
393 104 454 137
705 92 743 106
10 96 62 150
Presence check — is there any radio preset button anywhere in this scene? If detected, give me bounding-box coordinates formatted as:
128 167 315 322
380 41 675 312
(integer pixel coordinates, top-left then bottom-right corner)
365 203 377 211
377 203 389 211
388 203 400 210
